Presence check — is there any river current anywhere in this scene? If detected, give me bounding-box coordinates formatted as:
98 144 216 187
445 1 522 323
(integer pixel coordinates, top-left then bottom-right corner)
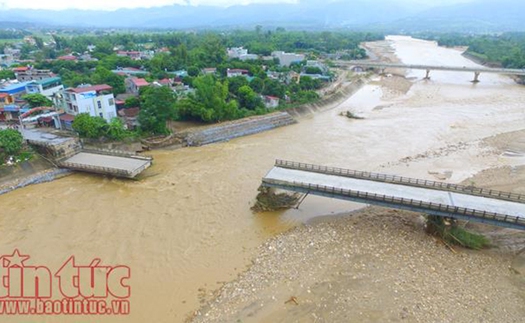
1 36 524 322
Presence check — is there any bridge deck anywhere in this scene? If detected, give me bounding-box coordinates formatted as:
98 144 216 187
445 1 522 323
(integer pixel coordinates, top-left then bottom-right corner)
262 161 525 230
61 152 151 178
342 61 525 76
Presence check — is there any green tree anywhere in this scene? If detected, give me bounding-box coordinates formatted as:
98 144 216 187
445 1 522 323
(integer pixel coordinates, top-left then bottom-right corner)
249 77 264 93
187 66 200 77
72 113 108 139
237 85 263 110
177 75 238 123
91 66 125 95
125 96 141 108
22 93 53 108
138 86 178 134
0 70 15 80
0 129 23 158
106 118 127 140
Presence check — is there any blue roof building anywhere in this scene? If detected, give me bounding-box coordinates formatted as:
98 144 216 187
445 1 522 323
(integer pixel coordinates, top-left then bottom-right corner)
0 82 29 96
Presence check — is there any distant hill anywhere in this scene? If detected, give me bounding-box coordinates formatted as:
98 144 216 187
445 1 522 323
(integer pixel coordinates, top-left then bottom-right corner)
387 0 525 32
0 0 523 32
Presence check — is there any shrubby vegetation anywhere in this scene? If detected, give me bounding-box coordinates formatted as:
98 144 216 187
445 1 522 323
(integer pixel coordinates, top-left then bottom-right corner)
417 32 525 69
0 129 24 163
72 113 133 140
21 93 53 108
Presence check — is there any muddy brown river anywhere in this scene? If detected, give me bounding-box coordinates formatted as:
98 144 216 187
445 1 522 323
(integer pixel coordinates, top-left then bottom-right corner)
1 36 524 322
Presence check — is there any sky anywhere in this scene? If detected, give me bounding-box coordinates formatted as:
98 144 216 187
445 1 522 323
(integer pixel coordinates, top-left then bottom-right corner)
0 0 299 11
0 0 472 11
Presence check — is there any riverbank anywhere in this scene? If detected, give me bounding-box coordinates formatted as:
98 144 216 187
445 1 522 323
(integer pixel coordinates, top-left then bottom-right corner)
192 132 525 322
0 164 72 196
192 206 525 323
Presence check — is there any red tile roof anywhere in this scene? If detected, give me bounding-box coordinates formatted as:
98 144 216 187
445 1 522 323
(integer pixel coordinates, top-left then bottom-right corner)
69 84 113 93
159 78 171 85
58 55 77 61
131 78 149 87
12 66 29 72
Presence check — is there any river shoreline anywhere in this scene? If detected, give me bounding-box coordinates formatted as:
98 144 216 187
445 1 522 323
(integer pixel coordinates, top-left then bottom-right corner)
0 70 366 197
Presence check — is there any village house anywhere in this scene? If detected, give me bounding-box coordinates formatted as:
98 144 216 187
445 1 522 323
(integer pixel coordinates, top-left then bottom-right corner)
14 67 55 82
125 77 149 95
227 47 258 61
112 67 148 77
116 51 141 60
202 68 217 75
25 77 64 101
271 51 306 67
57 55 78 61
262 95 280 109
227 68 249 78
0 81 29 100
118 107 140 130
60 84 117 122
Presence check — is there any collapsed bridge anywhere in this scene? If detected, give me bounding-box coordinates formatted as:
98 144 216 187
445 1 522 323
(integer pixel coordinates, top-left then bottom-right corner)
261 160 525 230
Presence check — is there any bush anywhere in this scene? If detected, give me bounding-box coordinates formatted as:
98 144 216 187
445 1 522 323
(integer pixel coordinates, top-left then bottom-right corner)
0 129 23 158
72 113 108 139
426 216 490 250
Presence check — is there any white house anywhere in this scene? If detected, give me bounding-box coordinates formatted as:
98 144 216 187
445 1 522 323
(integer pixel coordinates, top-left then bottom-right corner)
227 47 258 61
271 51 306 67
24 77 64 100
262 95 280 109
61 84 117 122
227 69 249 78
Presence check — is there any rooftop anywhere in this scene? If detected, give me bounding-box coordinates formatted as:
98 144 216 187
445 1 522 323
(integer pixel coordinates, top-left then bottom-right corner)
27 77 62 87
69 84 113 94
0 82 30 92
131 78 149 87
58 55 77 61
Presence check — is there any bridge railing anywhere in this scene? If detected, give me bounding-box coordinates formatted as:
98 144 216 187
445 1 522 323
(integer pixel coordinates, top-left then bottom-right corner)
59 161 133 177
262 178 525 228
274 160 525 204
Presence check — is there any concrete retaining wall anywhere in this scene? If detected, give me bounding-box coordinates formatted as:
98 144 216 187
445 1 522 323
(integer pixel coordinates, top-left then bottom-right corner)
0 168 72 196
27 137 82 161
286 79 365 118
177 112 297 147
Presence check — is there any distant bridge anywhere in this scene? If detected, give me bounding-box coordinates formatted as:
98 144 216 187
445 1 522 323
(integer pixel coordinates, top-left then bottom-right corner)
339 61 525 82
261 160 525 230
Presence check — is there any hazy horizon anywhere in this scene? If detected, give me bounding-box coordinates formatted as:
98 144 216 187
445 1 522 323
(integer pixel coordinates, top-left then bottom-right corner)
0 0 474 11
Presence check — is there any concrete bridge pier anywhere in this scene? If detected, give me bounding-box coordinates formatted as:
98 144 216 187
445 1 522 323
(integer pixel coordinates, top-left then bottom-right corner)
424 69 431 80
379 68 386 75
472 72 481 83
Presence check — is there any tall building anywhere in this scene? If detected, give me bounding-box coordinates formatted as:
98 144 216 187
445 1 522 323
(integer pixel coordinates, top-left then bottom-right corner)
61 84 117 122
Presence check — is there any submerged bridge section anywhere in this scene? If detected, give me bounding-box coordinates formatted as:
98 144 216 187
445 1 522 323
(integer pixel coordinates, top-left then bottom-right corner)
341 61 525 82
59 149 152 179
23 129 152 179
262 160 525 230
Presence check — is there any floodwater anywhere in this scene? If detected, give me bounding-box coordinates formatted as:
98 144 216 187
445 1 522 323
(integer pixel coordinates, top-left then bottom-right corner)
1 36 525 322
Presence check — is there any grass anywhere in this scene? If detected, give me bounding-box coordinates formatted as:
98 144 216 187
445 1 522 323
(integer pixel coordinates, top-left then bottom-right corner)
427 215 491 250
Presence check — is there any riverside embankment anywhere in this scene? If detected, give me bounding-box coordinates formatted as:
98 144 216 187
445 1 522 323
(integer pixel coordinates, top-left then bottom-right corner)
0 36 524 323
